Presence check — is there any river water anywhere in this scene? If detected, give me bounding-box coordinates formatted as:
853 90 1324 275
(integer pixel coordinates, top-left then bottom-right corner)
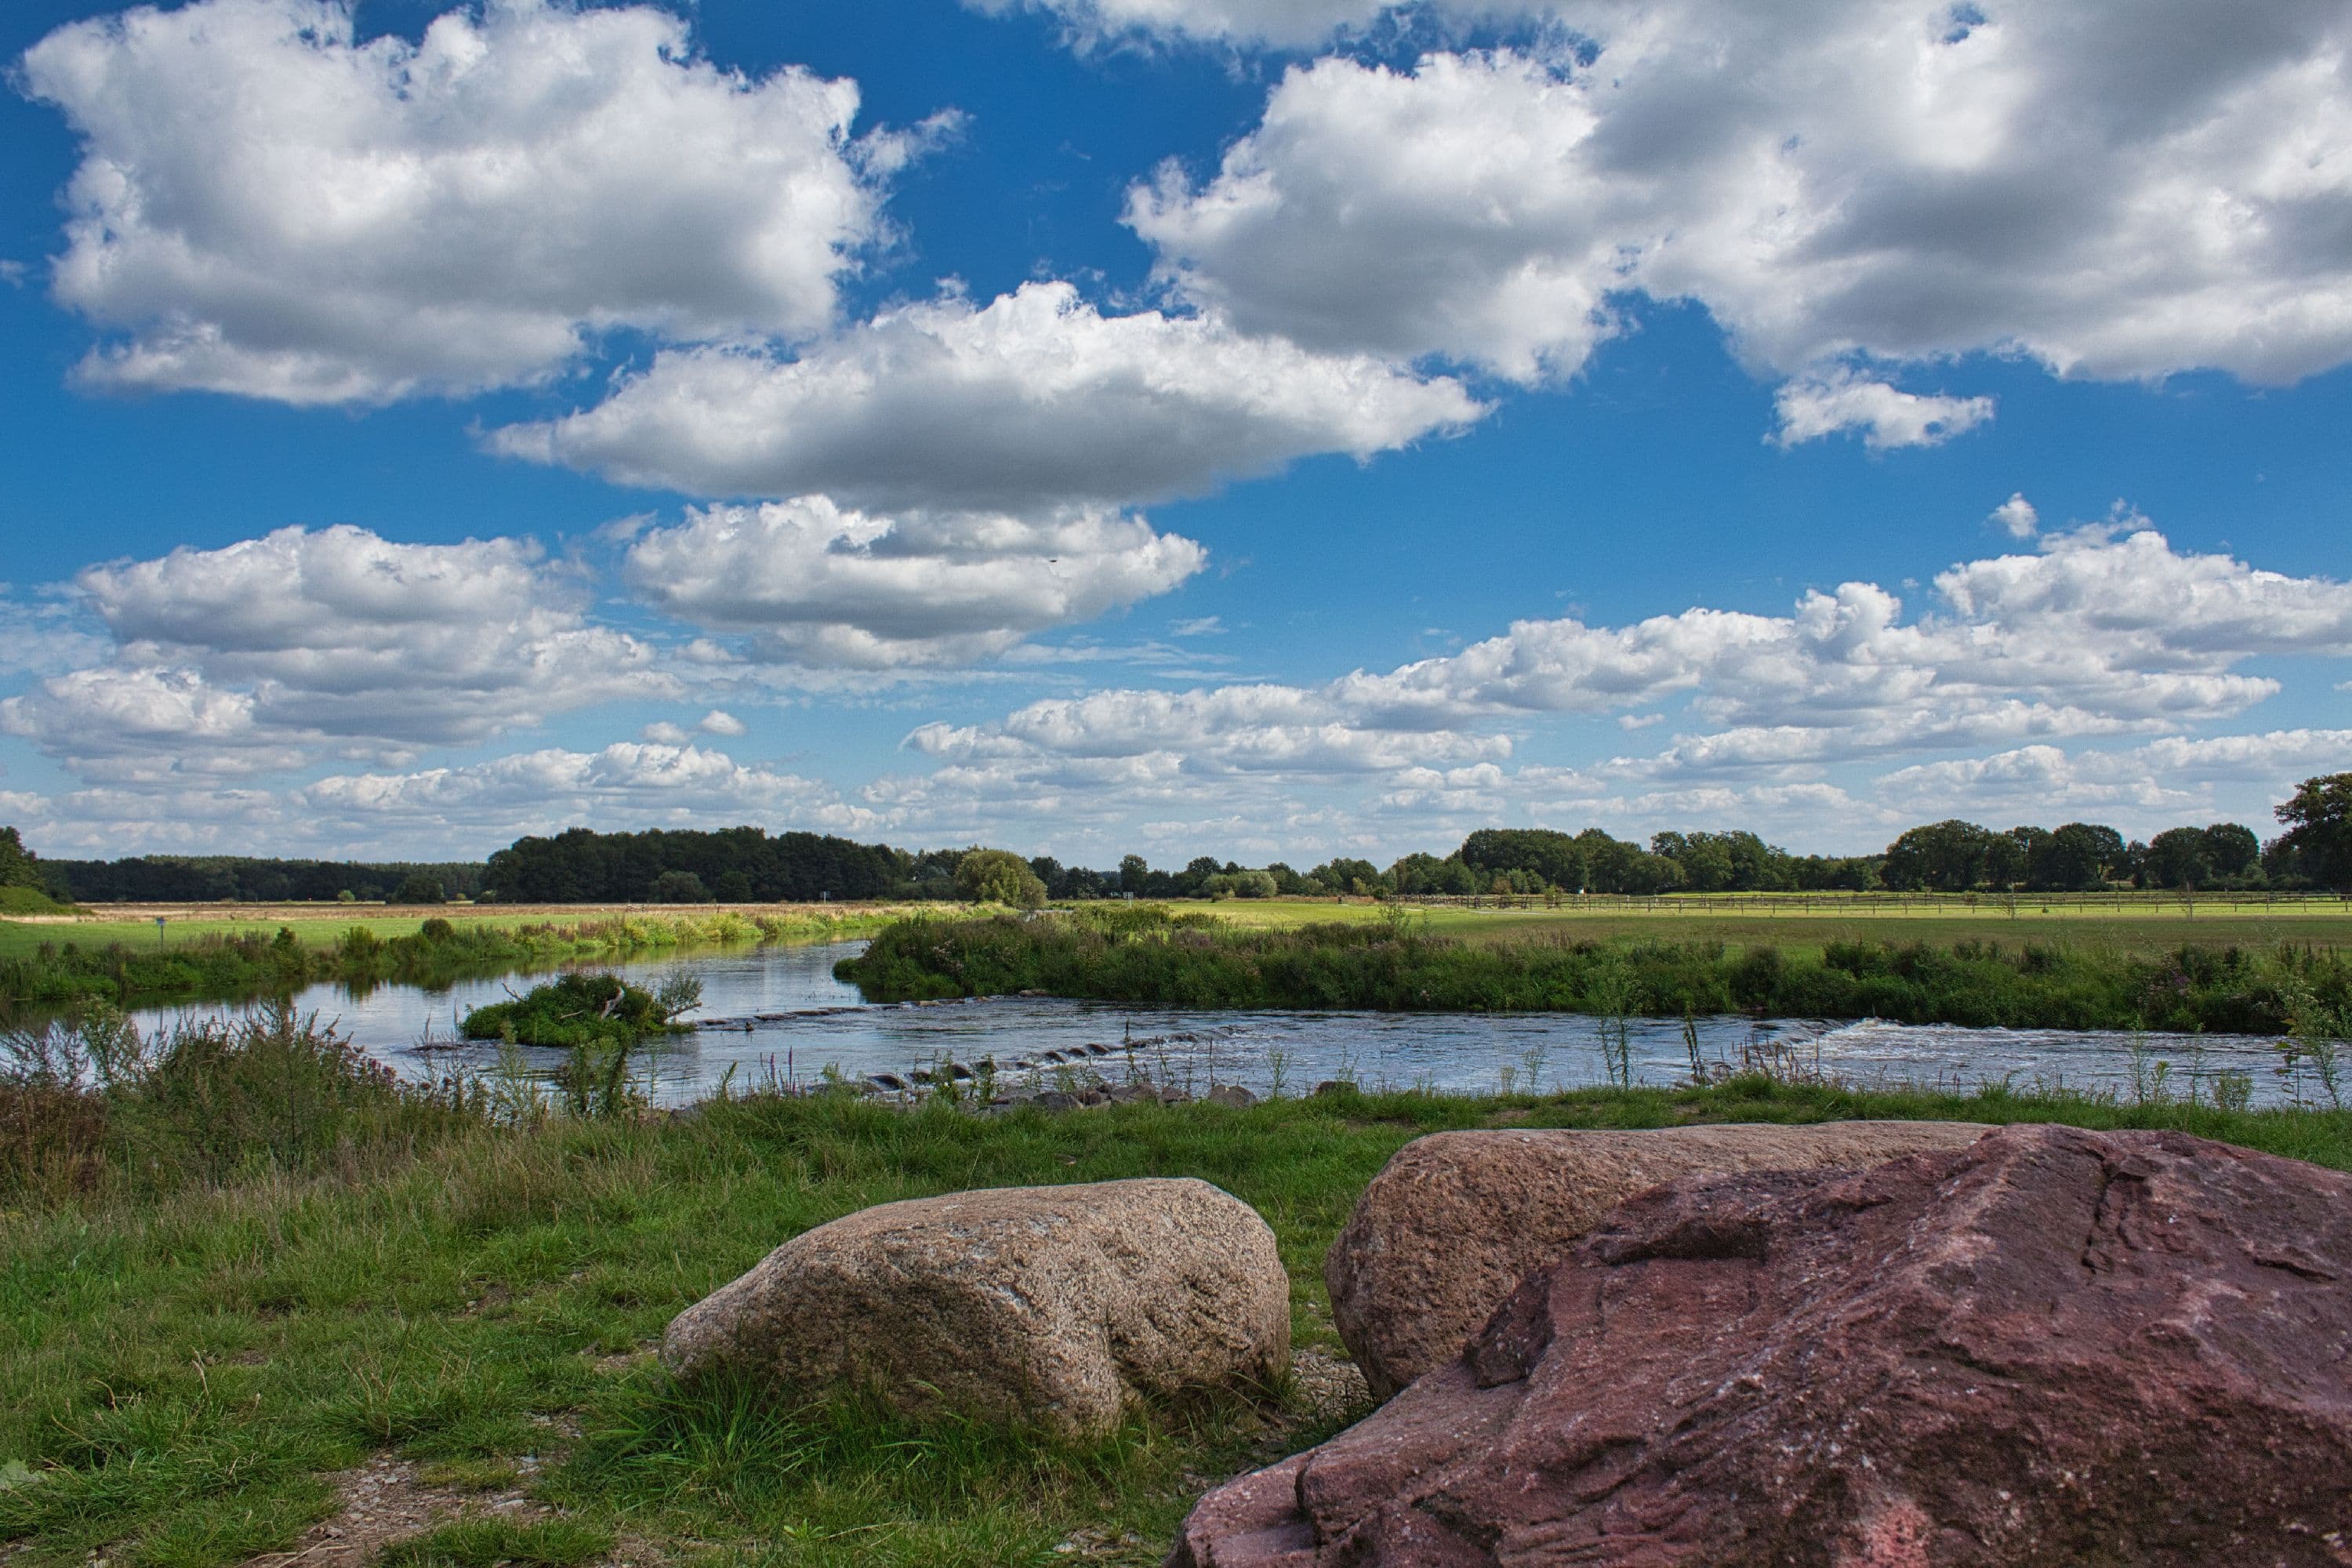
121 939 2314 1109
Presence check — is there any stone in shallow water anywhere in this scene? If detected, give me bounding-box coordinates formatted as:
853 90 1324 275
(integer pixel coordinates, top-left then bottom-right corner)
1176 1123 2352 1566
1325 1120 1991 1397
663 1177 1287 1439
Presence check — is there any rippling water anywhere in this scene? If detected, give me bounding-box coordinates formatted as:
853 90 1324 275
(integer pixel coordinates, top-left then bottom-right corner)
122 940 2309 1108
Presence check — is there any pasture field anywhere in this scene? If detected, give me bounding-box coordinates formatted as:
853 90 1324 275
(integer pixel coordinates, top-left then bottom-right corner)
0 902 918 962
1205 893 2352 958
12 891 2346 965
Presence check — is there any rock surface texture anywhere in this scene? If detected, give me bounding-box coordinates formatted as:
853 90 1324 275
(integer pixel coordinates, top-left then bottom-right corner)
1174 1123 2352 1566
662 1177 1288 1438
1327 1120 1991 1396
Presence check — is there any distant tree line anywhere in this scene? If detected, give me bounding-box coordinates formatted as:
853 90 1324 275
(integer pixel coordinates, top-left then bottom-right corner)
9 771 2348 906
485 827 906 903
34 853 485 905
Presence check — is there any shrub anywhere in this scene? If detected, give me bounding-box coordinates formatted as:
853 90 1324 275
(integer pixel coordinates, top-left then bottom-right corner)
953 848 1047 909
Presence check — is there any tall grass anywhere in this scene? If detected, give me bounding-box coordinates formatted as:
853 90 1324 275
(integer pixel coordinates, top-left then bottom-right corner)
0 1004 488 1203
838 907 2352 1034
0 909 883 1010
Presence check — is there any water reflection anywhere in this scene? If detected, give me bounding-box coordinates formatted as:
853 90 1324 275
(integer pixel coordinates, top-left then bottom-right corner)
120 940 2307 1109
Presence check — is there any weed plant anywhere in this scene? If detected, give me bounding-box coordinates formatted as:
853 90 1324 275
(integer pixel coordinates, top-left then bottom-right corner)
839 908 2352 1034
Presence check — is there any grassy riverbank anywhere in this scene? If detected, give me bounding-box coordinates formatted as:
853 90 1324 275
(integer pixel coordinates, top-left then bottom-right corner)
840 907 2352 1036
0 908 900 1009
7 1009 2352 1566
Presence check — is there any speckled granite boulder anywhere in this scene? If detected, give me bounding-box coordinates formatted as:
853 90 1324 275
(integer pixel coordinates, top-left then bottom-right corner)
664 1177 1288 1437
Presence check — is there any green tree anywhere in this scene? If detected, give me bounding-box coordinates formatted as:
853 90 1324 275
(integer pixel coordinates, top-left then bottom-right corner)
2033 822 2127 891
1459 828 1584 891
2143 827 2211 890
2277 773 2352 891
1881 820 1999 891
390 872 446 905
2202 822 2261 878
1653 832 1734 891
955 848 1047 909
649 869 711 902
0 827 41 890
1175 856 1225 896
1308 857 1385 896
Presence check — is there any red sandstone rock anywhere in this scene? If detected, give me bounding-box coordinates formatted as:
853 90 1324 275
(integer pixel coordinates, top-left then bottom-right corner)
1174 1123 2352 1566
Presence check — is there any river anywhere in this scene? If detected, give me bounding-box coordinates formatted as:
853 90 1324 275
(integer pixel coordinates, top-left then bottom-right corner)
118 939 2318 1109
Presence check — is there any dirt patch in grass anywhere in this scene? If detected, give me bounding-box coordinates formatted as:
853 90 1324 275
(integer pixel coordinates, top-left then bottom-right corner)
238 1454 550 1568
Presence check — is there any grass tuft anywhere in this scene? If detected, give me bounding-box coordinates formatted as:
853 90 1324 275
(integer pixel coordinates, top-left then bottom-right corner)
379 1518 615 1568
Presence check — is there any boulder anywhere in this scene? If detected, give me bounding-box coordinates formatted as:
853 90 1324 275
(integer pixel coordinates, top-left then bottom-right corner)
1327 1120 1989 1396
1173 1123 2352 1566
662 1178 1288 1438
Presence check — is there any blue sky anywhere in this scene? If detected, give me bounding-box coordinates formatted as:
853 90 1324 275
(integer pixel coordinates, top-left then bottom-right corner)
1 0 2347 866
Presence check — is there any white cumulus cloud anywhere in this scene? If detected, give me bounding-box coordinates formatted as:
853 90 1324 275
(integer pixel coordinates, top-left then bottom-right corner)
907 525 2352 800
1 525 673 777
490 280 1484 509
20 0 927 403
1991 492 2041 539
964 0 1392 48
302 742 882 841
622 495 1208 667
1772 372 1994 450
1127 7 2352 399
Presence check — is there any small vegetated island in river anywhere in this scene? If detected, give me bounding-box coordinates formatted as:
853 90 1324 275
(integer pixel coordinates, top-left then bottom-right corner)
459 971 699 1048
837 905 2352 1036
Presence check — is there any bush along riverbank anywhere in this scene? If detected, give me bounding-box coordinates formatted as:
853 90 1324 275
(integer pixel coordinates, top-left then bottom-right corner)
9 1002 2352 1566
0 908 888 1009
837 906 2352 1036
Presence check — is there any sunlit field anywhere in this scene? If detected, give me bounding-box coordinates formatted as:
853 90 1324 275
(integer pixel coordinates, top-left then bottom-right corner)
0 902 917 961
7 893 2348 967
1202 893 2352 958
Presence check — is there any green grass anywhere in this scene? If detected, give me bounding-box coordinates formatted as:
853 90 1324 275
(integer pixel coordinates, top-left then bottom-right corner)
0 905 916 967
460 972 692 1049
840 906 2352 1034
9 1062 2352 1567
0 909 902 1010
1202 894 2352 956
0 887 77 917
381 1518 616 1567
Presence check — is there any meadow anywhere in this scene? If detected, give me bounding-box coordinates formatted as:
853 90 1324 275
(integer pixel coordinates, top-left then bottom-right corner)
1202 891 2352 957
7 1006 2352 1567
